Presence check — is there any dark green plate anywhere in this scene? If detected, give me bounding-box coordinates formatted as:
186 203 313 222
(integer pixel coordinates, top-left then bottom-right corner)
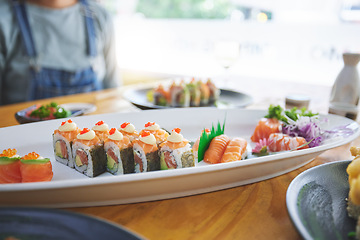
0 207 143 240
286 160 356 240
123 87 253 110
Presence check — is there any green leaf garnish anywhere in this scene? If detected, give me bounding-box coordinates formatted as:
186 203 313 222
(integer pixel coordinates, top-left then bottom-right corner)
264 105 318 124
197 119 226 162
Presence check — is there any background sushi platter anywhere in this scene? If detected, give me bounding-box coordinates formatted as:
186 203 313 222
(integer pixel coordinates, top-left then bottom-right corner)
0 108 359 208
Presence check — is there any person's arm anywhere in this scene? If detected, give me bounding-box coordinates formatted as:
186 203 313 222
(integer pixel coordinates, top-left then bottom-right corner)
102 13 121 89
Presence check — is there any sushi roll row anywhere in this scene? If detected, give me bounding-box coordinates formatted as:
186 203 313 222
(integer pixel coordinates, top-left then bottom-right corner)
0 149 53 184
52 120 195 178
152 78 220 107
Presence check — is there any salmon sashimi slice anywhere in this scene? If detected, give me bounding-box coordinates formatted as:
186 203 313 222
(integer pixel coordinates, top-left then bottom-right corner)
20 152 53 183
133 139 158 154
104 136 132 150
0 160 21 183
204 135 230 164
268 133 308 152
53 129 80 142
221 137 248 163
20 160 53 182
73 135 101 147
160 140 189 150
251 118 282 143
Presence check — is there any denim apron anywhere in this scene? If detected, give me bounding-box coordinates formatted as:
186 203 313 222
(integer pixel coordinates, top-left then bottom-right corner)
12 0 101 100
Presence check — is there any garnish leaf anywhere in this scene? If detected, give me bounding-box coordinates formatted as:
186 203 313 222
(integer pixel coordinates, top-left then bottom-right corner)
197 119 225 162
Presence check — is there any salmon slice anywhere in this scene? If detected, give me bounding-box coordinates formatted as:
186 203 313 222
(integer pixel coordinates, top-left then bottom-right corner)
204 135 230 164
268 133 308 152
0 160 21 184
251 118 281 143
160 140 189 150
221 138 248 163
133 139 158 154
104 136 132 150
53 129 80 142
20 152 53 183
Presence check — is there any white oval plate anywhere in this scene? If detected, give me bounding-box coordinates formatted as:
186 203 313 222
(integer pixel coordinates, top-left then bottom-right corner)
1 108 359 208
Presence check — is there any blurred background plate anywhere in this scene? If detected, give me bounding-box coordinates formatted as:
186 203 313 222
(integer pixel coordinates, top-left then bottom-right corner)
14 103 96 124
0 207 143 240
123 87 253 110
286 160 356 240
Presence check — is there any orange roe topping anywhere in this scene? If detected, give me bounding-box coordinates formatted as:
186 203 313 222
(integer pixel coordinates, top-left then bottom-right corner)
121 122 130 129
141 131 151 137
145 122 155 128
80 128 90 135
109 128 116 135
173 128 181 134
0 148 17 157
205 128 211 133
61 119 73 126
23 152 40 160
95 121 104 126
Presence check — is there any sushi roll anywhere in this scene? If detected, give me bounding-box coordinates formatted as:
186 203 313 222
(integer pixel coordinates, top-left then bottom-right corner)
0 148 21 184
153 84 170 106
206 78 220 104
159 128 194 170
197 80 210 106
92 120 109 142
72 128 106 178
132 131 160 173
20 152 53 183
53 119 80 168
139 122 169 145
104 128 134 175
186 78 201 107
169 81 190 107
119 122 139 142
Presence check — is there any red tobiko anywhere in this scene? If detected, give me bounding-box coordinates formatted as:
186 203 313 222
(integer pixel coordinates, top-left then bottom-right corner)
61 119 72 126
80 128 90 135
109 128 116 135
141 131 151 137
145 122 155 128
121 122 130 129
173 128 181 134
95 121 104 126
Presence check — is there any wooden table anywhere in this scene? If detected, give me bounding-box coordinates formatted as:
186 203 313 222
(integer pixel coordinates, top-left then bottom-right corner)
0 77 358 240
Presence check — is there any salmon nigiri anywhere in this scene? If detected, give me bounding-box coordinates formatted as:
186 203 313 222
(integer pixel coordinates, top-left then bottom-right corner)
268 133 308 152
251 118 282 143
203 134 230 164
0 149 21 184
220 138 248 163
20 152 53 183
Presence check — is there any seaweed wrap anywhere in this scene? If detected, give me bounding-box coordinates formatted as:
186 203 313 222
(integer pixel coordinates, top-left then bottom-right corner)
53 119 80 168
119 122 139 142
159 128 194 170
72 128 106 178
153 84 170 106
104 128 134 175
169 81 190 107
186 78 201 107
139 122 169 145
206 78 220 104
92 120 109 142
132 131 160 173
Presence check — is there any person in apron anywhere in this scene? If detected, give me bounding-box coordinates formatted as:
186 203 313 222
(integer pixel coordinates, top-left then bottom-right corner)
12 0 102 100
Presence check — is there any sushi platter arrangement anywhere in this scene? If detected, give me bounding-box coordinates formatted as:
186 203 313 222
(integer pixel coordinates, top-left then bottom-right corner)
123 79 253 110
0 107 359 207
